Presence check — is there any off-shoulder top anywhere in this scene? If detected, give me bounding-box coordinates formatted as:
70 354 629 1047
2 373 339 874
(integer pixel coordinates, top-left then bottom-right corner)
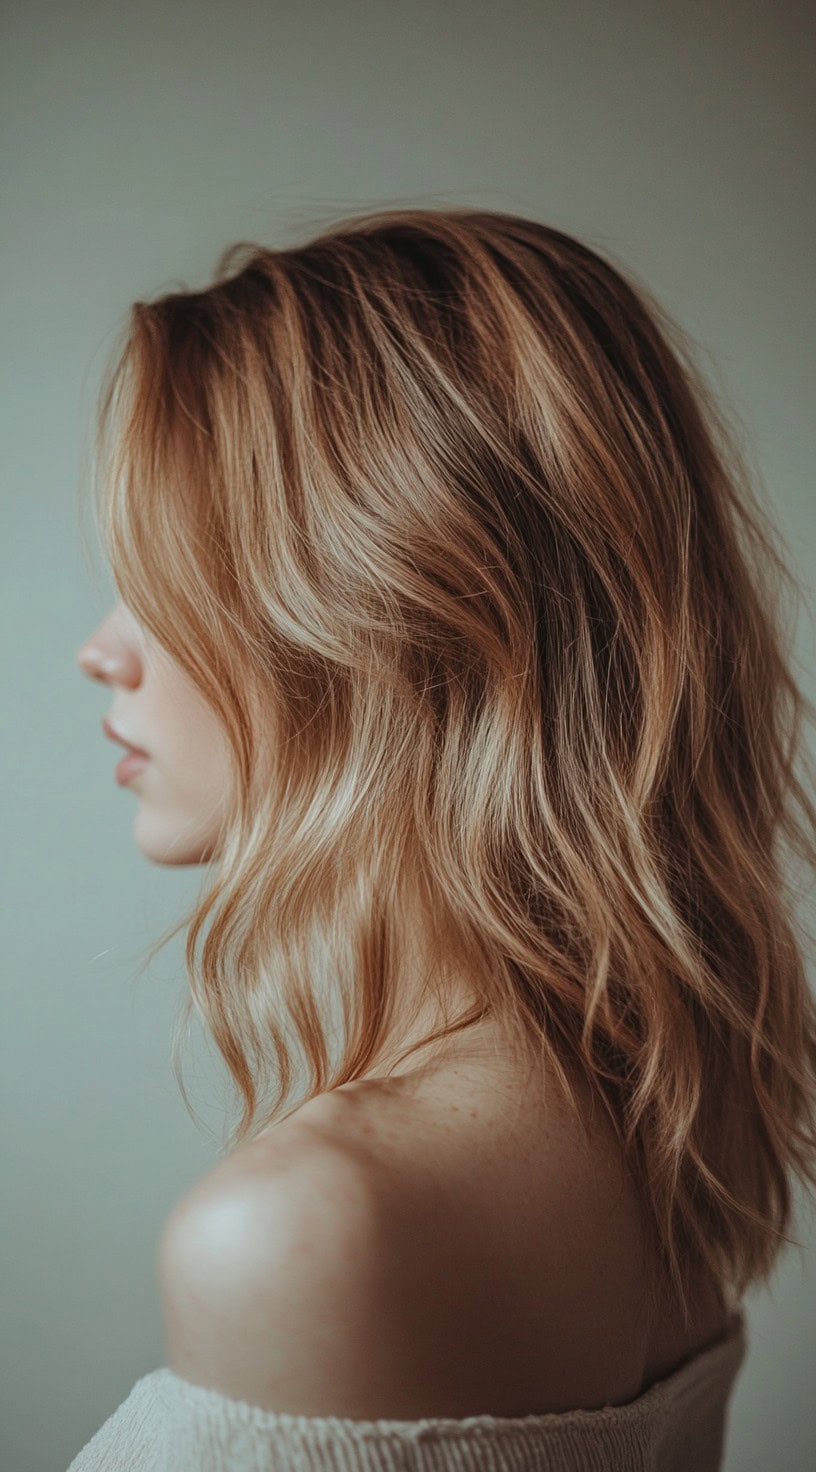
65 1306 747 1470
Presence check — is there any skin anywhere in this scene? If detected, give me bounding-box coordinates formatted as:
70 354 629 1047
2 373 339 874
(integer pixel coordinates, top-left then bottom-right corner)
76 598 234 866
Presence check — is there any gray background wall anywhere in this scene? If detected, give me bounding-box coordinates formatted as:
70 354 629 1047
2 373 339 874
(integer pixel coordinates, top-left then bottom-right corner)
2 2 814 1468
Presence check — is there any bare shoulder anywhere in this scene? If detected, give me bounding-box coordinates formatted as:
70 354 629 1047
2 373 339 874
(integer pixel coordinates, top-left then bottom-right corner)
156 1071 660 1419
157 1100 397 1417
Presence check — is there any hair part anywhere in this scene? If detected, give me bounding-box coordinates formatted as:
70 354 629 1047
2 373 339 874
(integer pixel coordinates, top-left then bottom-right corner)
88 205 816 1329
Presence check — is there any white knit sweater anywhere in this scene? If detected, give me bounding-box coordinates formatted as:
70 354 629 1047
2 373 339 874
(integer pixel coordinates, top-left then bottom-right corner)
65 1308 746 1471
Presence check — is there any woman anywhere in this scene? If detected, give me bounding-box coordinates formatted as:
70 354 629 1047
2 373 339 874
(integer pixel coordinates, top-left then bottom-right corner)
69 206 816 1470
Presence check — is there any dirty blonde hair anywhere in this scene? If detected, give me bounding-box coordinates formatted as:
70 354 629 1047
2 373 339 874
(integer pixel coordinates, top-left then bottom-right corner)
87 205 816 1328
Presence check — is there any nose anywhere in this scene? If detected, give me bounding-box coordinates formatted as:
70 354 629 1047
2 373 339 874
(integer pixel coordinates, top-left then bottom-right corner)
76 608 143 688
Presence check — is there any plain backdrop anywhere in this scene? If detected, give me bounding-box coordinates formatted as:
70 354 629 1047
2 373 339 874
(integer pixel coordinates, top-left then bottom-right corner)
1 2 814 1469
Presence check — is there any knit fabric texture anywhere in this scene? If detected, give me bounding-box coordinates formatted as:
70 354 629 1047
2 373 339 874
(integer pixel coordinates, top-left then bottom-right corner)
66 1307 747 1471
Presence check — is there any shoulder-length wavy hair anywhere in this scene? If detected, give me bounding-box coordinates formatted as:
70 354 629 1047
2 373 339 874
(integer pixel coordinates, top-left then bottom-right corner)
85 205 816 1329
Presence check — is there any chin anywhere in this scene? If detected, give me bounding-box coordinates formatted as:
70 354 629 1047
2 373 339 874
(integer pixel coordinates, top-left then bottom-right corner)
133 810 221 867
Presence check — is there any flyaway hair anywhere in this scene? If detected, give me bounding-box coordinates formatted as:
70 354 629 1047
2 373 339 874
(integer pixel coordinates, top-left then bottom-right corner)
86 206 816 1331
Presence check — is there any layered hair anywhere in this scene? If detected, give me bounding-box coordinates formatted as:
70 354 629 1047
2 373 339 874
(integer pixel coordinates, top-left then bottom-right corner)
86 205 816 1327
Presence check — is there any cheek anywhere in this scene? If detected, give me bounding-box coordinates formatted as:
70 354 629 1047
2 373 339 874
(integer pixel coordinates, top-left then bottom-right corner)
136 686 233 808
172 726 234 809
155 681 231 780
130 732 234 866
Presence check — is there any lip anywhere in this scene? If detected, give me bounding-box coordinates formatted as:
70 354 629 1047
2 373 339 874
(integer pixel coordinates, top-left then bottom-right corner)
102 715 150 758
114 751 149 787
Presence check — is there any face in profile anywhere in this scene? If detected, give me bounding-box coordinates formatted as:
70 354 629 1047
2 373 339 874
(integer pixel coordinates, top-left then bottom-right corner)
76 599 234 865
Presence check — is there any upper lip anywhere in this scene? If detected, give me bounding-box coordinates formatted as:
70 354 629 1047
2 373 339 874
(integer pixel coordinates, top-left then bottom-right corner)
102 716 149 757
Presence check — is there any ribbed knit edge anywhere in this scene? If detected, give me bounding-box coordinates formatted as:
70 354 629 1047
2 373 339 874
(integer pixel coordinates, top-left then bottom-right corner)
150 1306 747 1442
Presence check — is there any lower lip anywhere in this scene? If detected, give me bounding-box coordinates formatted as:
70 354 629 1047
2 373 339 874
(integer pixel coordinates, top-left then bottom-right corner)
115 753 149 785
